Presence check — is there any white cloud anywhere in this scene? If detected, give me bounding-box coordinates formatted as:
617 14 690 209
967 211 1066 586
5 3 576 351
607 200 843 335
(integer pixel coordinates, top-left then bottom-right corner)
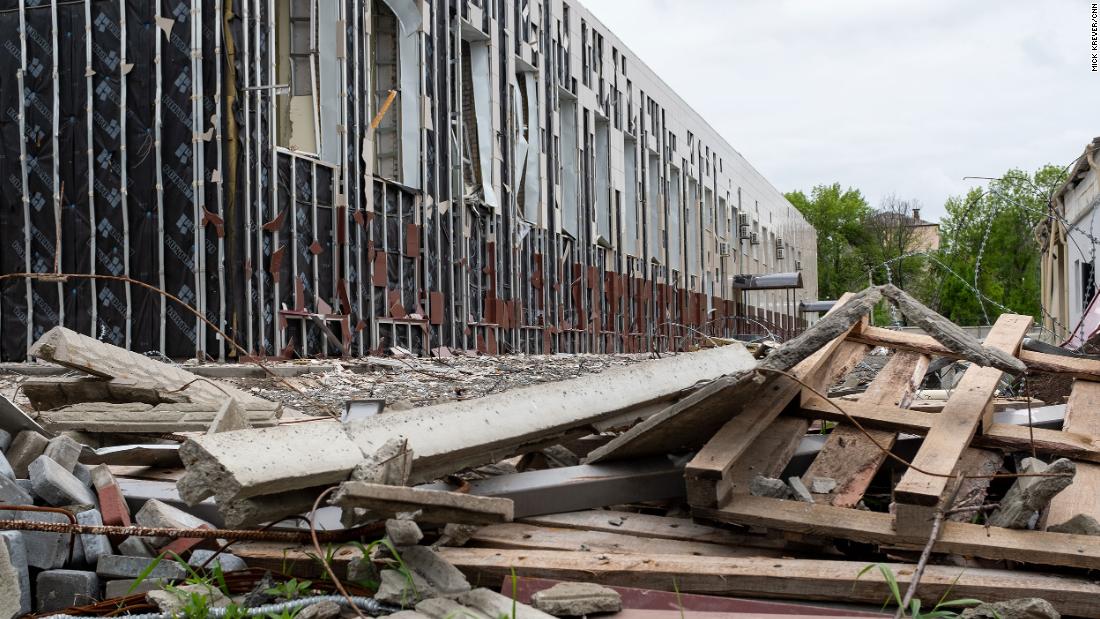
583 0 1100 221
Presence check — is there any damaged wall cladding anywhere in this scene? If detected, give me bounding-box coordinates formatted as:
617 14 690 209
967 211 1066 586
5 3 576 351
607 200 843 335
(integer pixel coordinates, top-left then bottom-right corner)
0 0 819 361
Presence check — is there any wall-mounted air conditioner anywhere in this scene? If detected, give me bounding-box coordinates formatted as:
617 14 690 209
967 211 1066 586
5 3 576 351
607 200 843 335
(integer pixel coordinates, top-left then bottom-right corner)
718 242 730 257
738 213 751 239
750 232 760 245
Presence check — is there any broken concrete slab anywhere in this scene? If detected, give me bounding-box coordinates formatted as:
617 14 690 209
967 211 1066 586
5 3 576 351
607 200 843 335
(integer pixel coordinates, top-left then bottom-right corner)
218 487 326 528
36 569 100 613
0 531 29 617
135 499 215 547
375 546 473 605
333 481 514 526
43 434 83 472
7 431 48 478
29 455 98 507
530 582 622 616
207 398 251 434
457 588 555 619
988 458 1075 529
41 401 278 433
21 376 190 412
29 327 278 412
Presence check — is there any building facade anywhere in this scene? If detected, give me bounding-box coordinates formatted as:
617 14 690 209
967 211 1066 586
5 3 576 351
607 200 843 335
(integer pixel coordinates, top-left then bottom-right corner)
0 0 817 361
1041 137 1100 348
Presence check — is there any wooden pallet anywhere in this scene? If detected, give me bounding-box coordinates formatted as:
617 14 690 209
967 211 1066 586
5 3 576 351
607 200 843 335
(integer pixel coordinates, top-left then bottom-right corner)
686 294 1100 571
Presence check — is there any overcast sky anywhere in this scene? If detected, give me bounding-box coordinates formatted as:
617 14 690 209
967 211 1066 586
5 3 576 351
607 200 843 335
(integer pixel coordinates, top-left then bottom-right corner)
583 0 1100 222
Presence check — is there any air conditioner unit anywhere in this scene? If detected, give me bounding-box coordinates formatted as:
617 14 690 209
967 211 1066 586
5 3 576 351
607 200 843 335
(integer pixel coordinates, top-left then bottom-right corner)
738 213 751 239
718 242 730 257
738 213 750 226
750 232 760 245
776 246 785 260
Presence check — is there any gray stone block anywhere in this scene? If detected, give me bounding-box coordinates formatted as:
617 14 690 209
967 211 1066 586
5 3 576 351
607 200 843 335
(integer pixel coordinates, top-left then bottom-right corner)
36 569 101 613
7 431 48 478
135 499 213 547
0 450 14 479
0 473 33 505
73 462 93 487
118 536 155 558
43 435 83 472
104 578 169 599
0 508 70 569
95 554 188 580
0 428 12 452
76 509 112 566
187 549 248 572
0 530 31 616
29 455 98 507
0 536 22 619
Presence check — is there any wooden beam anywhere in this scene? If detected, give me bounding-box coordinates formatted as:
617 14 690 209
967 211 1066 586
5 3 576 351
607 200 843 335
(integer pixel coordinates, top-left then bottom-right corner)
696 494 1100 571
893 315 1031 523
1045 380 1100 529
468 522 779 558
801 351 928 507
437 547 1100 618
849 325 1100 381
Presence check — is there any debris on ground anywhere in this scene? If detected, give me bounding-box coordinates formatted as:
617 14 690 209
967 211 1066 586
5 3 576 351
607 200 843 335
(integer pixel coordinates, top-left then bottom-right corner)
2 286 1100 617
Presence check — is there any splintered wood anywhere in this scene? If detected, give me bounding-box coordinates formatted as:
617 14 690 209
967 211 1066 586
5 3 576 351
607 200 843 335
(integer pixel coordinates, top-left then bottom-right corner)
688 288 1100 575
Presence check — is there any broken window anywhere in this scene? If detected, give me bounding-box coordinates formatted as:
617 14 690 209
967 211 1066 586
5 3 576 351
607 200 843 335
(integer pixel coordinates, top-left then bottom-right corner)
276 0 319 153
372 0 402 179
668 167 682 271
595 119 611 244
623 138 639 256
560 97 579 237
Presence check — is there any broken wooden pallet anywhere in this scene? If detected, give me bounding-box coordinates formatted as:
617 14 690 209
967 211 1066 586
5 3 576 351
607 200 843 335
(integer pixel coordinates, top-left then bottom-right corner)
686 286 1100 571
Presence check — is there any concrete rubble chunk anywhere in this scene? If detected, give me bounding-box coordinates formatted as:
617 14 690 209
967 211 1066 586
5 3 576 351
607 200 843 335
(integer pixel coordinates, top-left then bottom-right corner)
36 569 100 612
749 475 792 499
788 476 815 503
457 588 556 619
0 474 34 505
1048 513 1100 536
42 402 278 433
207 398 252 434
29 455 98 507
386 518 424 547
960 597 1060 619
29 326 277 412
188 549 249 572
415 597 490 619
76 509 113 566
0 509 70 569
43 434 83 472
146 583 230 614
352 437 414 486
96 554 188 580
135 498 215 547
218 486 327 529
988 458 1075 529
375 568 434 605
400 546 472 597
530 582 623 616
0 531 28 618
7 431 48 478
434 523 478 548
810 477 838 494
296 600 342 619
333 481 513 526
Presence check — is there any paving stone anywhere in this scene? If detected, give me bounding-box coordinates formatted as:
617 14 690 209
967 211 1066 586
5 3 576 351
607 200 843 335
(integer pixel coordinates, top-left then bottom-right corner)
36 569 100 613
0 508 70 569
135 498 214 547
118 536 155 558
43 434 83 472
72 462 93 487
0 451 14 480
386 518 424 547
7 431 48 478
76 509 113 567
0 428 12 452
530 582 622 616
457 588 555 619
0 530 30 617
0 473 33 505
29 454 98 507
95 554 188 580
188 549 249 572
104 578 170 599
91 465 132 528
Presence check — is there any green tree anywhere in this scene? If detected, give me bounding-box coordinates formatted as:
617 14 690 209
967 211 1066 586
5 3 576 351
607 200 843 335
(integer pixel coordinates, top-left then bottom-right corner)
785 183 874 299
925 165 1066 325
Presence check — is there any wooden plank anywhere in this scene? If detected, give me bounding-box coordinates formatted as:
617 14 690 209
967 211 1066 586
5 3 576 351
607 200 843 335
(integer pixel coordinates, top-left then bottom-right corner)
802 351 928 507
437 547 1100 618
893 314 1032 517
521 510 768 546
698 494 1100 571
1045 380 1100 529
849 325 1100 381
468 522 779 558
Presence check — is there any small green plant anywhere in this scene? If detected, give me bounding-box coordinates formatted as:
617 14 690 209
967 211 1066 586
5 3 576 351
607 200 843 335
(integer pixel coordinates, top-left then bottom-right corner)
222 603 250 619
353 537 419 605
855 563 983 618
264 610 300 619
264 577 313 600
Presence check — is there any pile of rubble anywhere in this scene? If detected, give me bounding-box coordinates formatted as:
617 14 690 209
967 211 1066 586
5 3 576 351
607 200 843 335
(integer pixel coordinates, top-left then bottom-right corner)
5 284 1100 617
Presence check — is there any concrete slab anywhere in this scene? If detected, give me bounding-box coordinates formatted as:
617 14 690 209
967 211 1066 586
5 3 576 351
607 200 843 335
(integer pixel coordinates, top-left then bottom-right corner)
332 482 513 525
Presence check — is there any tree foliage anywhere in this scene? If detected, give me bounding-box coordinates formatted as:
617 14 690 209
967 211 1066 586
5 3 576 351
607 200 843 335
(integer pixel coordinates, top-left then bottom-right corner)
785 184 873 299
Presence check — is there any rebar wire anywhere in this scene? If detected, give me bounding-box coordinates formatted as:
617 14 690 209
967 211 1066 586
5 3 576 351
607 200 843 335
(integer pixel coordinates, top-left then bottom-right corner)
755 367 1073 482
0 518 380 544
309 486 367 619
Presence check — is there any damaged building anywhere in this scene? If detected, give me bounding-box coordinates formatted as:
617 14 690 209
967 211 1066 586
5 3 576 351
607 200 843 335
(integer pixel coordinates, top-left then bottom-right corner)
0 0 817 361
